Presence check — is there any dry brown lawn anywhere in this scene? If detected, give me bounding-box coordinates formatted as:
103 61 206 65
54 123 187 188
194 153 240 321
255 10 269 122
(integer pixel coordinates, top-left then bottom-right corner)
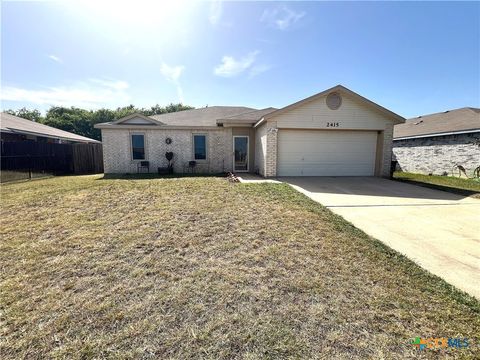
1 175 479 359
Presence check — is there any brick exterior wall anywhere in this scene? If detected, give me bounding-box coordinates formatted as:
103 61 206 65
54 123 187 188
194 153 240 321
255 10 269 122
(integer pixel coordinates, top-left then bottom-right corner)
101 128 233 174
265 121 278 177
393 132 480 176
101 119 396 178
381 122 394 177
254 123 267 176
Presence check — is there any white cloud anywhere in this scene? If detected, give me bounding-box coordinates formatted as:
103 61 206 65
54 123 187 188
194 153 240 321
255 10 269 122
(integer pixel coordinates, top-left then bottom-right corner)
160 62 185 102
249 64 272 78
209 1 222 25
160 63 184 82
48 55 62 63
261 6 305 30
214 51 260 77
1 78 130 109
89 78 129 90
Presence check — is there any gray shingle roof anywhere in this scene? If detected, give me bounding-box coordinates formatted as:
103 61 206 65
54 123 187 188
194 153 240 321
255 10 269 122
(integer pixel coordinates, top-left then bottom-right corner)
1 112 100 143
393 107 480 139
149 106 257 127
217 107 278 124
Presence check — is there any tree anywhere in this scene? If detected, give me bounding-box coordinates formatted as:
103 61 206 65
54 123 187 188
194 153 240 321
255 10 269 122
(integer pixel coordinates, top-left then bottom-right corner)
43 107 94 139
113 105 138 119
6 103 195 141
5 108 43 122
165 103 194 113
142 103 194 116
91 108 116 140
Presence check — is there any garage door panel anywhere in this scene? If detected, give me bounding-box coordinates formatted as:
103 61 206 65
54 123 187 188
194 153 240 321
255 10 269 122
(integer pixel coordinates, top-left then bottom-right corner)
278 130 377 176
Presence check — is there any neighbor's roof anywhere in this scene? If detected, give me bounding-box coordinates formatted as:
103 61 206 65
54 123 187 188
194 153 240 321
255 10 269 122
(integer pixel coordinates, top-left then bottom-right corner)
150 106 257 127
393 107 480 140
0 112 100 143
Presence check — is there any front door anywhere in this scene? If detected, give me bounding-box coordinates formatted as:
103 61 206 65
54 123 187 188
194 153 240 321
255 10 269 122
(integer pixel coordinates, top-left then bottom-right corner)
233 136 249 172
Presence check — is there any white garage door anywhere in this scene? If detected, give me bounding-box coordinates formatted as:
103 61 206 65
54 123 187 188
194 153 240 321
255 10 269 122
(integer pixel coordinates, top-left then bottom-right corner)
277 130 377 176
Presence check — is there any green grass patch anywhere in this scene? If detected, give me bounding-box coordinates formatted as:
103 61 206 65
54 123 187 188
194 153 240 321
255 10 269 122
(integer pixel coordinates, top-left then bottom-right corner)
394 171 480 198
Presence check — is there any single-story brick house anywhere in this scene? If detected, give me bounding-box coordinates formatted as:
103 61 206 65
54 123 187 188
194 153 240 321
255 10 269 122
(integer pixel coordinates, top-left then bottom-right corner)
393 107 480 176
95 85 405 177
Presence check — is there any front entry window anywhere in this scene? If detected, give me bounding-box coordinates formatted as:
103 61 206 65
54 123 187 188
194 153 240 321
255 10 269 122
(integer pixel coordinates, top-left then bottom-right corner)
234 136 248 172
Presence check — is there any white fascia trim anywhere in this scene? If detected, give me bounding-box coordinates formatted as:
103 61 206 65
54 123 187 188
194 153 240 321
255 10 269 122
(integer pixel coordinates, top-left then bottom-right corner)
4 128 98 143
253 117 266 128
95 124 221 130
221 122 253 128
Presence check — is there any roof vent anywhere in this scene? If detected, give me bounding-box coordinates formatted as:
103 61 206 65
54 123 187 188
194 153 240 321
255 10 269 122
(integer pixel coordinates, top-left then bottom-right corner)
326 92 342 110
413 120 423 125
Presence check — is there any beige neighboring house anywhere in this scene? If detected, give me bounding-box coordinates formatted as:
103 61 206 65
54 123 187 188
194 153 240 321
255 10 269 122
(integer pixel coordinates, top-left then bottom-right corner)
393 107 480 176
95 85 405 177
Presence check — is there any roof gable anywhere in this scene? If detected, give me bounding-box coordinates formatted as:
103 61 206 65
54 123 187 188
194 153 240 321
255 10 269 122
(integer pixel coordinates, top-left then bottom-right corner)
261 85 405 125
111 113 164 125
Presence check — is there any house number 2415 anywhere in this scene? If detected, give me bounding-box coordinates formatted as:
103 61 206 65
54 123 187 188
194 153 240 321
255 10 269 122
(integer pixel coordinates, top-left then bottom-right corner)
326 122 340 127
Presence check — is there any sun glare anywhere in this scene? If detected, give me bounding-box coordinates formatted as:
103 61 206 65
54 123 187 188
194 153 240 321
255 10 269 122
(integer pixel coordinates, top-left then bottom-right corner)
65 0 199 49
80 0 189 23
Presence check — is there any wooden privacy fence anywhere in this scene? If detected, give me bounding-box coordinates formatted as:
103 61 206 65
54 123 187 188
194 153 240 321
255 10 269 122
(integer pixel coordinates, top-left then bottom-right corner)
1 141 103 182
71 143 104 174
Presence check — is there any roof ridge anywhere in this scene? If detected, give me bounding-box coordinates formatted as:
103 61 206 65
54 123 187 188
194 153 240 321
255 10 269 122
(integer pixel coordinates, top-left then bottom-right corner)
149 105 256 119
408 107 480 120
221 107 275 120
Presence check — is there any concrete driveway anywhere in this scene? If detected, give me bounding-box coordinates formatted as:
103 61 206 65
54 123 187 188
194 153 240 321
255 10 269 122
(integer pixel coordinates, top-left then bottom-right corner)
280 177 480 299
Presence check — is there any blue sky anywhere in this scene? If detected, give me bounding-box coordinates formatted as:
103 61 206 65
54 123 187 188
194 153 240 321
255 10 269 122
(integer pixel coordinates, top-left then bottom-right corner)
1 1 479 118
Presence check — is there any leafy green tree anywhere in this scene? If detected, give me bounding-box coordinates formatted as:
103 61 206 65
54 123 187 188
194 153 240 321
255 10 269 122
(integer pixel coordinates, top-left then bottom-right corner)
91 109 116 140
144 104 167 116
113 105 138 119
43 107 94 138
5 108 43 122
165 103 194 114
6 103 195 141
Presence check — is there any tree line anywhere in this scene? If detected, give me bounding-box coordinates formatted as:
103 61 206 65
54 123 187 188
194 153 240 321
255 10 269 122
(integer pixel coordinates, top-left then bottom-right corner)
5 103 195 141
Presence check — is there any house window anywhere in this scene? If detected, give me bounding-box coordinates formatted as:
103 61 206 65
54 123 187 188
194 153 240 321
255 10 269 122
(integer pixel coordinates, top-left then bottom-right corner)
193 134 207 160
131 134 145 160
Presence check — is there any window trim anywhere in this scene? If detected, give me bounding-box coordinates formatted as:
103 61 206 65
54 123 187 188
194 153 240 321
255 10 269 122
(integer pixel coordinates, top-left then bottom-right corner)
130 132 146 161
192 133 208 161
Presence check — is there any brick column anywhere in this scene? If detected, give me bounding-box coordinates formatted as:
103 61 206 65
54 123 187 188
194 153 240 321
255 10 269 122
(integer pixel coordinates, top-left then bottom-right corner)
382 122 394 177
265 122 278 177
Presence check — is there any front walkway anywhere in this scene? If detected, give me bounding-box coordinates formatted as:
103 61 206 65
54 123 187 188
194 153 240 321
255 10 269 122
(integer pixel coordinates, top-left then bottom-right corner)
280 176 480 299
237 174 281 184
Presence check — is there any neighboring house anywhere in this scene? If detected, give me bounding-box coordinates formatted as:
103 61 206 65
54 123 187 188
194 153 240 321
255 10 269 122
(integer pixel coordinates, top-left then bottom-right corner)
95 85 405 177
393 107 480 176
1 113 103 181
0 112 100 144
